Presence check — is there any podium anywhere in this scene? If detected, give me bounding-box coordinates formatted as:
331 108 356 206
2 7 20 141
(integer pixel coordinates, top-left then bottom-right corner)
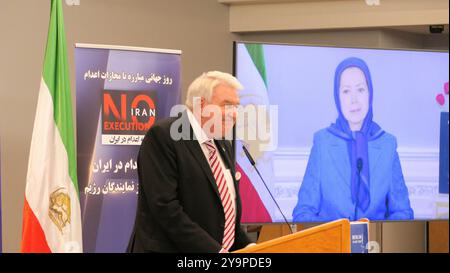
234 219 352 253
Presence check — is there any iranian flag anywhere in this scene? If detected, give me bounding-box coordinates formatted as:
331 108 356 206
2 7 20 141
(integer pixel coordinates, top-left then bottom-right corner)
236 43 274 223
21 0 82 253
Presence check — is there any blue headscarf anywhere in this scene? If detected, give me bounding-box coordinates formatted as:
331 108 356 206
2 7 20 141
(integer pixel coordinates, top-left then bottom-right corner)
327 57 384 213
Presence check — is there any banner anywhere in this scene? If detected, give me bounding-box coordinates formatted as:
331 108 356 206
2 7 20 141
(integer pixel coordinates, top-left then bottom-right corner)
439 112 449 194
350 222 369 253
75 44 181 252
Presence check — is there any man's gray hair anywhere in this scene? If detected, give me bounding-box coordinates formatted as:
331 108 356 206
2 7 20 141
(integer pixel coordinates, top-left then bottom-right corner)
185 71 243 109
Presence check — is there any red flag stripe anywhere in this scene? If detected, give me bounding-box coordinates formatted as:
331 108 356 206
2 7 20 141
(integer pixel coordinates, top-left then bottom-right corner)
21 198 51 253
236 163 272 223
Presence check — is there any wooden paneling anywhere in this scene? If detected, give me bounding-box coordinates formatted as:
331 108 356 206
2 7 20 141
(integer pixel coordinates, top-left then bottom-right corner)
428 221 449 253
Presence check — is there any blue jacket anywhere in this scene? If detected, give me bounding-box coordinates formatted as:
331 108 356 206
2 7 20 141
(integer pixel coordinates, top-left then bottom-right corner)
292 129 414 222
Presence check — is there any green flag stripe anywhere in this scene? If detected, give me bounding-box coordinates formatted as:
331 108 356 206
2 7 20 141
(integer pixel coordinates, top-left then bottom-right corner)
42 0 79 195
245 43 268 88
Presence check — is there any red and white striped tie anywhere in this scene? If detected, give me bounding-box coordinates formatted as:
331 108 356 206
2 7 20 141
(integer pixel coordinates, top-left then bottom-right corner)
204 140 235 251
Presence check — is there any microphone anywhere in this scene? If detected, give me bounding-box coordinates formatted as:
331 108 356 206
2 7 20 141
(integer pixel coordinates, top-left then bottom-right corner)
354 158 363 220
242 145 294 234
357 158 363 173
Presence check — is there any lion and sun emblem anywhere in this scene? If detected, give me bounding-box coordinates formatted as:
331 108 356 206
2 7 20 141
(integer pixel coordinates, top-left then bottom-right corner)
48 187 71 234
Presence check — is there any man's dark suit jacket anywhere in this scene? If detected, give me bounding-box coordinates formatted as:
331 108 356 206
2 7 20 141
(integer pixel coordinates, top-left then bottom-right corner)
127 113 252 253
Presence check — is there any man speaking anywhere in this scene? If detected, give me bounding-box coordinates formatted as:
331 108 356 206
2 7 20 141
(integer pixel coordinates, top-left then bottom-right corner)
127 71 253 253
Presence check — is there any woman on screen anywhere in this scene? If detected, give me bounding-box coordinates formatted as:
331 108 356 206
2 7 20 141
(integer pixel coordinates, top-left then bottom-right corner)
292 57 414 222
